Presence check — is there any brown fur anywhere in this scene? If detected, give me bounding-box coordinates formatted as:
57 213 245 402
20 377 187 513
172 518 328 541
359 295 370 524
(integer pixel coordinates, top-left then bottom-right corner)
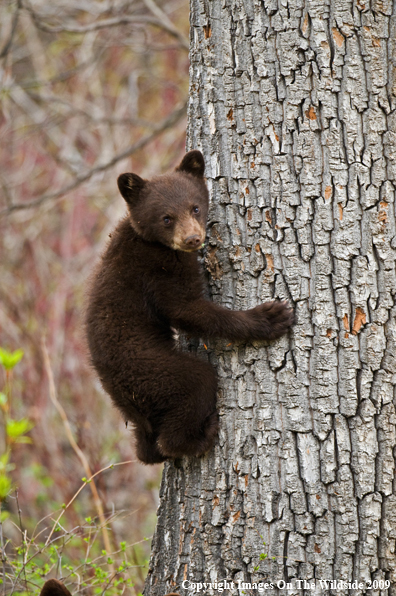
85 150 294 464
40 579 72 596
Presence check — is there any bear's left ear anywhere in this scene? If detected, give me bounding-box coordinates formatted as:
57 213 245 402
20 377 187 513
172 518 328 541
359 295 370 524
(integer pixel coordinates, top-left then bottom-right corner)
176 150 205 178
117 173 146 205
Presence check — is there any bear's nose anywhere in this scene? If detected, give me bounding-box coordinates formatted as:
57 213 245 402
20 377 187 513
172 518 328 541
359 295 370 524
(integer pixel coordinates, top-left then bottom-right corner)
184 235 201 248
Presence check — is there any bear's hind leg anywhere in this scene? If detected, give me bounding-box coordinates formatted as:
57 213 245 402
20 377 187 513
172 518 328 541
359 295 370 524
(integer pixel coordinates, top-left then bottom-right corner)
108 348 218 463
157 408 219 459
153 357 218 459
134 426 167 464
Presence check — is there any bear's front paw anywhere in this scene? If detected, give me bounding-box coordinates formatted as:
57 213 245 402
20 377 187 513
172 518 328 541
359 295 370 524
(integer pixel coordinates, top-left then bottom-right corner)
250 300 295 340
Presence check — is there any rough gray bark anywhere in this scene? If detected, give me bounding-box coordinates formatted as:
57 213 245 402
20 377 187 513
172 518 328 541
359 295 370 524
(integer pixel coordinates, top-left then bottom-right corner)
146 0 396 594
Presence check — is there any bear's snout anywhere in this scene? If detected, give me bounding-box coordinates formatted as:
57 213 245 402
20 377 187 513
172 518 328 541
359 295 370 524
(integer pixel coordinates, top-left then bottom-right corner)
172 217 205 252
183 234 202 249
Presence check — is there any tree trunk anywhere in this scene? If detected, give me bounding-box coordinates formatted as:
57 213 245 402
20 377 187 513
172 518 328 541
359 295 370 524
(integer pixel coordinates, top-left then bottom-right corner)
146 0 396 594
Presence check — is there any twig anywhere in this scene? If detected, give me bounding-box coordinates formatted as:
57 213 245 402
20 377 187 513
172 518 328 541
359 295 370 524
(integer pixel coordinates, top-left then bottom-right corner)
143 0 188 49
27 91 159 128
3 369 12 451
14 491 28 592
0 0 22 59
1 100 187 216
44 460 134 547
10 528 77 595
21 49 106 89
0 502 5 596
63 531 146 578
99 563 135 596
0 175 13 208
25 5 189 50
41 338 114 558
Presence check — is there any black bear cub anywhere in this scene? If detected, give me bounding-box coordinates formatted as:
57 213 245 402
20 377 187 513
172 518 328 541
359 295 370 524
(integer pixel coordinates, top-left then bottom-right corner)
86 150 294 464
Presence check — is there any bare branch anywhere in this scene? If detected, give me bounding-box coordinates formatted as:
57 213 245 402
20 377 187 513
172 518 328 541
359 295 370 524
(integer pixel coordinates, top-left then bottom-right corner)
41 338 114 559
1 100 187 216
25 4 189 50
27 91 160 128
0 0 22 59
21 50 106 89
143 0 189 50
43 458 135 548
0 175 13 208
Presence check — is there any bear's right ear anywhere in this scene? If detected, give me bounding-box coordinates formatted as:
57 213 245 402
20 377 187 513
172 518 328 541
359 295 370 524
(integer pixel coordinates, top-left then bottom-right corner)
117 173 146 205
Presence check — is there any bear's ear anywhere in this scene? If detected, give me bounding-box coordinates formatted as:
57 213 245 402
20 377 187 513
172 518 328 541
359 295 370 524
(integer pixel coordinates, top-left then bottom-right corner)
176 150 205 178
117 173 146 205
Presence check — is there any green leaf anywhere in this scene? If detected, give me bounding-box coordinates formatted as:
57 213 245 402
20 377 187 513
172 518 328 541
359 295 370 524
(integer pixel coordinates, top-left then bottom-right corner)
6 418 34 438
13 436 33 444
0 452 10 467
0 348 24 371
0 392 7 406
0 473 13 500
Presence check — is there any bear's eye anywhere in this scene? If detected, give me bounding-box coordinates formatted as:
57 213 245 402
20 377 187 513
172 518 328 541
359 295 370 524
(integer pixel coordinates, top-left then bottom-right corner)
163 216 172 226
192 206 200 215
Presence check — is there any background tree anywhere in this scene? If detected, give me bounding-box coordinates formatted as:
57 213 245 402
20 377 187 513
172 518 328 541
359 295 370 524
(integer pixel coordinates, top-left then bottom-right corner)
146 0 396 593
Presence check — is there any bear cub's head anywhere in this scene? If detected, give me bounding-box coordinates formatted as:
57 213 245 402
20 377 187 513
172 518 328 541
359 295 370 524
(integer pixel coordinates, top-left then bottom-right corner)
117 150 209 252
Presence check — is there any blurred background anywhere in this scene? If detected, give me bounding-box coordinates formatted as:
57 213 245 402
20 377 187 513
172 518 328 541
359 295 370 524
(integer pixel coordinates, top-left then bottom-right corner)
0 0 189 592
